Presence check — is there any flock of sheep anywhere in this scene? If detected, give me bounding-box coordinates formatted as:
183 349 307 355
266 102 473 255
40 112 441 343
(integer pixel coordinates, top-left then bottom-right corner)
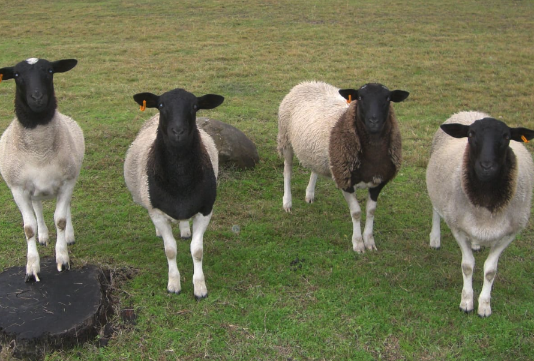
0 57 533 317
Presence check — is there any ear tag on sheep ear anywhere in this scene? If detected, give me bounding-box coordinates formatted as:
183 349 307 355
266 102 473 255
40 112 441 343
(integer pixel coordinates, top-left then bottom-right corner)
521 135 529 143
140 100 146 112
0 74 3 83
347 94 352 104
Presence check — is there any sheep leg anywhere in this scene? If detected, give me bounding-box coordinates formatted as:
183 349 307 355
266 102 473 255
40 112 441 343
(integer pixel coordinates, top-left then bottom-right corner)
429 208 441 249
179 220 192 239
362 193 378 251
65 205 75 245
342 189 365 253
452 229 475 313
150 211 181 294
12 188 40 282
191 212 211 300
32 199 49 246
305 172 318 203
54 183 75 272
478 235 514 317
282 147 293 212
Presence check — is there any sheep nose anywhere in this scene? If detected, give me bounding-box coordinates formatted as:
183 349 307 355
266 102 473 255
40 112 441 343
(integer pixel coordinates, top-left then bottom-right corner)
480 161 493 170
171 127 185 136
31 91 43 101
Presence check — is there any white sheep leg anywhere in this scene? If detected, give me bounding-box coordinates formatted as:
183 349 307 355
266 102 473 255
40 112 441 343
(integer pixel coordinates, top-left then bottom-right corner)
191 212 211 300
342 190 364 253
282 147 293 212
362 194 377 251
452 229 475 313
32 199 49 246
305 172 318 203
65 205 75 245
179 220 191 239
150 211 181 294
54 184 75 272
478 235 515 317
12 188 40 282
429 209 441 249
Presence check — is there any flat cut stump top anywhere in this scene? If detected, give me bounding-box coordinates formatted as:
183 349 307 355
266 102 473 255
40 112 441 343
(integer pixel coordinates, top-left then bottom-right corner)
0 258 108 359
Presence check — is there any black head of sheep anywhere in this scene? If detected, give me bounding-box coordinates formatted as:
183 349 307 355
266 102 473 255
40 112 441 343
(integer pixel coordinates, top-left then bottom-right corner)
133 89 224 150
0 58 77 128
339 83 409 135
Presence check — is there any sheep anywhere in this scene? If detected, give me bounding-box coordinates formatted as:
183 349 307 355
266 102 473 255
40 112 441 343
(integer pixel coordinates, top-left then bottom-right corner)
124 88 224 299
0 58 84 281
277 81 409 253
426 111 534 317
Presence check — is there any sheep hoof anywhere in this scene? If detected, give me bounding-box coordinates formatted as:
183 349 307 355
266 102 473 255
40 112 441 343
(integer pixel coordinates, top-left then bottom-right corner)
168 289 181 295
57 262 70 272
25 273 40 283
459 305 474 314
430 245 441 250
67 239 76 246
283 207 292 213
305 196 314 204
39 239 49 246
195 293 208 301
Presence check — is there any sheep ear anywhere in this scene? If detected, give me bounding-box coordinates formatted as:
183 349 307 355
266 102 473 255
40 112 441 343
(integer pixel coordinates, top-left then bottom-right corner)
133 92 159 108
52 59 78 74
0 67 15 81
339 89 358 101
440 123 470 138
390 90 409 103
510 127 534 143
197 94 224 110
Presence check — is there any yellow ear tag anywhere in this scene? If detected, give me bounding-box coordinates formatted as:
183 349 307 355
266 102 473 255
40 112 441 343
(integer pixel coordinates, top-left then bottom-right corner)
140 100 146 111
347 94 352 104
521 135 529 143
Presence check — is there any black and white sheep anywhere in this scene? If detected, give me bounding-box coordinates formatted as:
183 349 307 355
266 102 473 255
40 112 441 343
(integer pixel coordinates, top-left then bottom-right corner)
124 88 224 299
277 81 409 253
426 111 534 317
0 58 84 281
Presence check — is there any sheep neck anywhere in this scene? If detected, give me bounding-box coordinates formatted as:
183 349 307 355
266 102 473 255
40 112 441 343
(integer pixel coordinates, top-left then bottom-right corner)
147 128 216 219
462 146 517 213
14 92 57 129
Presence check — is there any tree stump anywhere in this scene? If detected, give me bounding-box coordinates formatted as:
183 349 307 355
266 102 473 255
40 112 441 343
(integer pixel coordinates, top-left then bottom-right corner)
0 258 111 360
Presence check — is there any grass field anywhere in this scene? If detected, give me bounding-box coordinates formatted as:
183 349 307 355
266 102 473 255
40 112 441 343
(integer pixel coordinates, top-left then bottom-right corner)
1 0 534 359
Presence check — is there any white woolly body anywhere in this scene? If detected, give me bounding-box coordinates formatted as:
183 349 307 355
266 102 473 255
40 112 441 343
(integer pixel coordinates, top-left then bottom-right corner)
427 111 534 244
124 113 219 219
278 80 348 177
426 110 534 317
0 111 85 198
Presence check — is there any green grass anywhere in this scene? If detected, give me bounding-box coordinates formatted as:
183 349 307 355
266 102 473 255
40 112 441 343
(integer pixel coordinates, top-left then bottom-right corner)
1 0 534 359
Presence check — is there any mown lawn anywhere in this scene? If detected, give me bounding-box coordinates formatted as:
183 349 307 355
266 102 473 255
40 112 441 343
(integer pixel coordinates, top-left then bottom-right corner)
0 0 534 360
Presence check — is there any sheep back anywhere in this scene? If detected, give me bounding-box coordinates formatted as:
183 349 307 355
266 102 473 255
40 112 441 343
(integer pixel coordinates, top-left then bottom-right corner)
426 111 534 243
124 114 218 213
277 81 349 178
0 111 84 191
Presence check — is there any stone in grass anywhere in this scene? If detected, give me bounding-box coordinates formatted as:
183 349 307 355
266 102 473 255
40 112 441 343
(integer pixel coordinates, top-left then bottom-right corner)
196 117 259 169
0 258 111 360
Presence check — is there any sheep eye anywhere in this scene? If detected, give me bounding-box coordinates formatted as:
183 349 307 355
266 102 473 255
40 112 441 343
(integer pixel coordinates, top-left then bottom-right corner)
358 96 362 101
159 103 163 108
48 69 53 74
193 104 198 111
468 131 474 138
14 73 19 78
503 134 510 140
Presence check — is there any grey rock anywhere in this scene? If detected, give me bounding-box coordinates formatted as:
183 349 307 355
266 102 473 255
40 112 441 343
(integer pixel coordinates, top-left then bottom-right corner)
197 117 259 169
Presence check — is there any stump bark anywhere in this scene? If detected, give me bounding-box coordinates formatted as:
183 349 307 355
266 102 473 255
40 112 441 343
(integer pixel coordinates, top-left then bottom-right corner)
0 258 111 360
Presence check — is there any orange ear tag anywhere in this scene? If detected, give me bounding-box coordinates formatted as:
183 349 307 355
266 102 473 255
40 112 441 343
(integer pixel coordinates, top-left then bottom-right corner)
140 100 146 111
347 94 352 104
0 74 3 83
521 135 529 143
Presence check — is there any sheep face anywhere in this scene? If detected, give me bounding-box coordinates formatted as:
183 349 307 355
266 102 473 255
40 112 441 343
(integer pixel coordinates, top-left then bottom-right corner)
133 89 224 149
339 83 409 135
0 58 77 118
441 118 534 182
